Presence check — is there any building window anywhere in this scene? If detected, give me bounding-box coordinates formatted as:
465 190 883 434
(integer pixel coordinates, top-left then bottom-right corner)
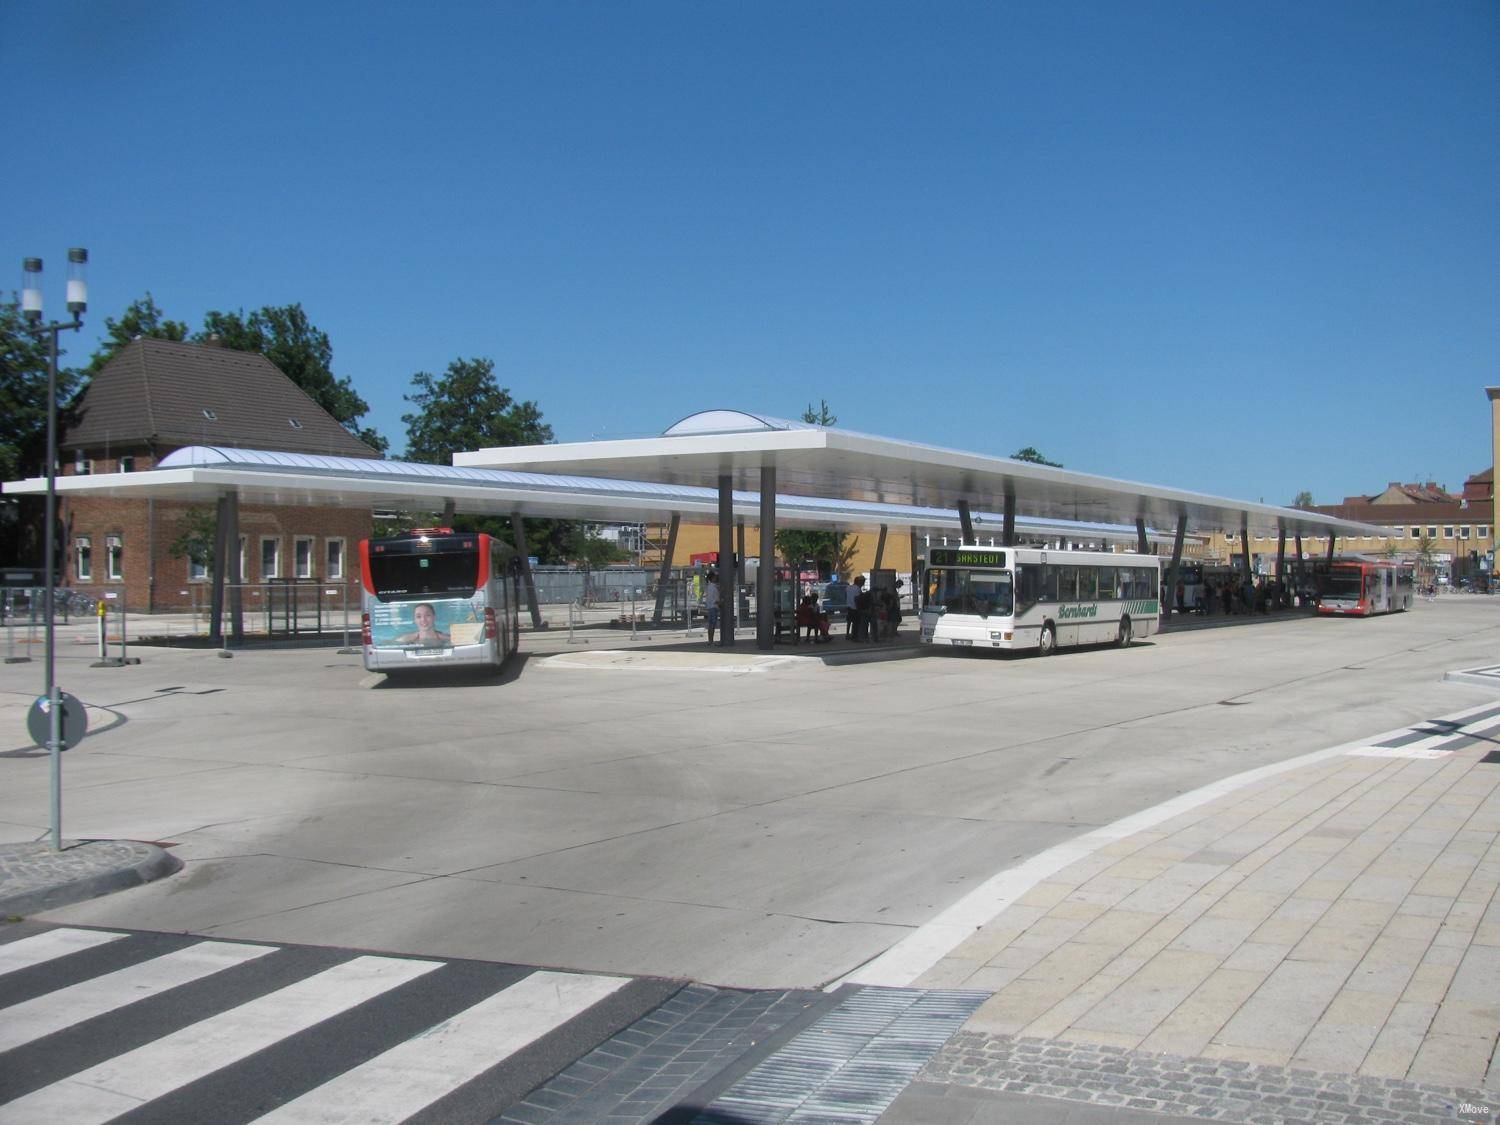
1480 526 1491 539
260 537 281 579
1428 526 1438 539
1460 525 1471 540
294 536 314 579
239 536 247 583
1443 526 1454 539
106 535 123 581
326 538 345 580
73 451 92 476
189 556 210 581
74 537 92 582
1410 527 1421 539
119 455 135 473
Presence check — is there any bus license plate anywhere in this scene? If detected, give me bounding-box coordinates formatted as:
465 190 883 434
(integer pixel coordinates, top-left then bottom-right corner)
951 638 973 647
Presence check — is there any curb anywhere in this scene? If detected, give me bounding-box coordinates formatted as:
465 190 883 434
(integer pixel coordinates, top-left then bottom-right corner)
0 842 182 918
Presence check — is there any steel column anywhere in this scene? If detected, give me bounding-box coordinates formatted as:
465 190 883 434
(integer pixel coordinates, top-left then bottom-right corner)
1276 525 1287 583
1136 517 1149 555
718 475 734 645
757 466 776 650
1327 534 1337 563
511 513 542 628
1240 513 1252 582
1163 512 1187 630
651 513 680 624
209 493 229 643
225 490 243 644
873 524 887 570
957 500 974 543
1002 490 1016 546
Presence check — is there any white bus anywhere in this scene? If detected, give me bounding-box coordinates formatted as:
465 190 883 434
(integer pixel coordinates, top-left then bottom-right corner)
360 529 520 675
919 546 1162 655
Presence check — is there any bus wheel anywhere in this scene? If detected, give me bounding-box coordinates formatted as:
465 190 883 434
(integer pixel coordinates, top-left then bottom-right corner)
1117 616 1132 647
1039 623 1056 656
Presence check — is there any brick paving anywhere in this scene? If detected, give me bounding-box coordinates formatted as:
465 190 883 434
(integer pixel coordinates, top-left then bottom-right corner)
916 1033 1495 1124
0 839 174 915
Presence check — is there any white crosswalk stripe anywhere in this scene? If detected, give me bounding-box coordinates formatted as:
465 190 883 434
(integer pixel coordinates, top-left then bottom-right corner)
0 954 443 1124
0 928 126 977
0 940 276 1053
0 929 651 1125
253 970 630 1124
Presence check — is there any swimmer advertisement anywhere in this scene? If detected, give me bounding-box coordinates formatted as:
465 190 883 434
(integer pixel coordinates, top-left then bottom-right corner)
367 598 484 649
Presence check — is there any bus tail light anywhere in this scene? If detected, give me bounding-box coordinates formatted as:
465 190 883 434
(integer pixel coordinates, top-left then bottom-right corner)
361 613 372 646
484 606 497 639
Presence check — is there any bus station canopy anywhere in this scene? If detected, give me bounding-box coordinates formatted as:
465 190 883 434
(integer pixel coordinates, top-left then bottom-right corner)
458 410 1387 540
0 445 1160 545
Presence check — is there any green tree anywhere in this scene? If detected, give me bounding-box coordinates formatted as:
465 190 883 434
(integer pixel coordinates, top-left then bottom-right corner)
166 505 219 570
402 356 552 465
802 400 837 426
1292 491 1314 507
1011 446 1063 467
0 296 71 566
85 293 188 375
1415 535 1437 581
565 524 629 568
198 304 387 453
774 528 856 580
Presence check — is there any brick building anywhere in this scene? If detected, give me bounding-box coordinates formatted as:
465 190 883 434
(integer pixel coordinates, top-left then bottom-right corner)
59 339 380 612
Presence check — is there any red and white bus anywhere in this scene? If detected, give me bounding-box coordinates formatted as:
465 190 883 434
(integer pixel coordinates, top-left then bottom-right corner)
360 529 520 674
1314 559 1415 617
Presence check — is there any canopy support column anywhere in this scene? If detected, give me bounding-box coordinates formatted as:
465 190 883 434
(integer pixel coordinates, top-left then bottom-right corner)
718 475 735 645
1002 490 1016 546
651 513 680 625
1240 513 1252 583
224 489 242 645
736 520 747 630
1135 517 1149 555
1276 525 1287 584
209 493 229 644
957 500 974 543
1327 534 1337 563
757 466 776 650
511 513 542 629
1162 512 1187 632
873 524 887 570
910 532 920 611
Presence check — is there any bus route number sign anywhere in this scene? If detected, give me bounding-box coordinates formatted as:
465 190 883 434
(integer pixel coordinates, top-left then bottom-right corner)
928 548 1006 568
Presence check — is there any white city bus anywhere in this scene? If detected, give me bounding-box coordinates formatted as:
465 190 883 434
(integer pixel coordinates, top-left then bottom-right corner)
360 529 520 675
920 545 1162 655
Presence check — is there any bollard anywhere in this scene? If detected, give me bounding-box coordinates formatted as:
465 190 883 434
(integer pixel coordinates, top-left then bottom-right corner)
97 598 107 660
630 588 638 641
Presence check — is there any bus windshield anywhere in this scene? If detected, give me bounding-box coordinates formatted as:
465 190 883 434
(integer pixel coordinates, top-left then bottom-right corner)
929 568 1014 617
1317 569 1362 599
367 552 480 601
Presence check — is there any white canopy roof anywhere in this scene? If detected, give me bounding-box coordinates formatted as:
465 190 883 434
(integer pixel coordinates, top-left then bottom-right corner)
0 445 1160 545
458 410 1384 540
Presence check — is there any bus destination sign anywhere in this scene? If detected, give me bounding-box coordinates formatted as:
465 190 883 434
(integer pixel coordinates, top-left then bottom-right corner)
928 548 1006 568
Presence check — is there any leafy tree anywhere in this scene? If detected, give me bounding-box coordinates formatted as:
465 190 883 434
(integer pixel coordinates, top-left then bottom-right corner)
1011 446 1063 467
85 293 188 375
774 528 856 581
0 296 73 566
802 400 837 426
1414 535 1437 580
402 356 552 465
565 524 629 569
166 505 219 569
198 304 387 453
1292 491 1314 507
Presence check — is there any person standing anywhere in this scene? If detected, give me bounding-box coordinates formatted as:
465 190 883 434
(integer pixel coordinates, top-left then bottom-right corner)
704 570 720 644
846 575 865 640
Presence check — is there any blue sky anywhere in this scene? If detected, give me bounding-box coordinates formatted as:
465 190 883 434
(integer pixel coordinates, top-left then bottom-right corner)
6 1 1497 505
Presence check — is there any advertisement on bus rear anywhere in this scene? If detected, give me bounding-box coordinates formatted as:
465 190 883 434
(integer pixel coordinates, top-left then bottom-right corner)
366 597 484 649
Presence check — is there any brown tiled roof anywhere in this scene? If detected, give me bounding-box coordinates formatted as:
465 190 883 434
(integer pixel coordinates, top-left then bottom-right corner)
1302 499 1494 525
63 338 380 458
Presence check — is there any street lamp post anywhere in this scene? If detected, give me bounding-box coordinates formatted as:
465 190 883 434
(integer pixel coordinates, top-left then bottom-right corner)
21 249 88 852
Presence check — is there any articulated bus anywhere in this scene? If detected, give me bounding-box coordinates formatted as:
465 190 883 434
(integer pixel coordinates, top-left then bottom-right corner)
1313 558 1415 617
920 546 1162 655
360 529 520 674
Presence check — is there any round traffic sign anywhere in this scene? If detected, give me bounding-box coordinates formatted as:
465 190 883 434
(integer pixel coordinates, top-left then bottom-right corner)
27 692 87 751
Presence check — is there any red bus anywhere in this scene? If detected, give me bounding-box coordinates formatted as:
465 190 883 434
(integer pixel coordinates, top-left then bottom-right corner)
360 529 519 674
1314 559 1415 617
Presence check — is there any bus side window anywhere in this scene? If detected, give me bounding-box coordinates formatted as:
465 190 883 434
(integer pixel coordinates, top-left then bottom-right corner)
1077 567 1098 600
1017 565 1040 612
1057 566 1078 601
1040 566 1059 601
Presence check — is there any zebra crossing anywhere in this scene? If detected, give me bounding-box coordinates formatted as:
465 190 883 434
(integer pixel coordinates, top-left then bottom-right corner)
1344 700 1500 760
0 924 671 1124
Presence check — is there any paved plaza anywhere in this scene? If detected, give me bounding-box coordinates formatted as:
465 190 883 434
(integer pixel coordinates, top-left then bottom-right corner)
2 596 1499 1121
